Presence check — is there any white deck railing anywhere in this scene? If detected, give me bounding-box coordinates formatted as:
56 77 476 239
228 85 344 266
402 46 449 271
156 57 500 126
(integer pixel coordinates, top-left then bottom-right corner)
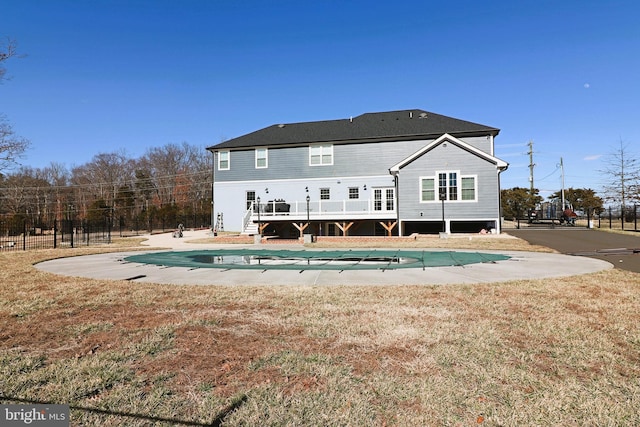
242 199 396 233
253 199 395 217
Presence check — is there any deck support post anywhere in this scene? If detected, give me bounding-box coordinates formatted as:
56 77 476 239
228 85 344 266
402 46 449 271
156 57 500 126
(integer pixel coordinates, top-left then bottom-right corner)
379 221 397 237
258 222 270 234
292 222 309 237
335 221 354 236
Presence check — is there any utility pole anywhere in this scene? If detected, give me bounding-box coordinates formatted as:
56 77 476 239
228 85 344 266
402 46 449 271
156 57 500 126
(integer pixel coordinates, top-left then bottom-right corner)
560 157 565 210
528 140 535 196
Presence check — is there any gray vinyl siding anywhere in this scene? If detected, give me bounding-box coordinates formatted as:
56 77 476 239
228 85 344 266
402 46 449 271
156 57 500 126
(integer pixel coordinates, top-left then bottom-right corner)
397 143 500 220
214 138 443 182
462 136 494 155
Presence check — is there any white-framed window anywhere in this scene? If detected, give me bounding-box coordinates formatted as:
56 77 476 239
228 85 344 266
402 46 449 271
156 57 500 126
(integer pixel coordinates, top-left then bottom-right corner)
421 171 476 202
461 176 476 201
320 188 330 200
348 187 359 199
218 151 230 170
443 172 458 201
309 144 333 166
421 178 436 201
255 148 268 168
374 187 395 211
386 188 395 210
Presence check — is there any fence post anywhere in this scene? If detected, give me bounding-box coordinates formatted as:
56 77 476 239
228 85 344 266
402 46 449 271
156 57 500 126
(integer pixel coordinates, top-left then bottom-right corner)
54 220 57 248
609 207 612 229
23 220 27 251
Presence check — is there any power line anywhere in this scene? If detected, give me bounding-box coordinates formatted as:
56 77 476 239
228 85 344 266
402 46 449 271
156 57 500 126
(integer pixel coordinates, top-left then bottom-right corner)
0 169 212 192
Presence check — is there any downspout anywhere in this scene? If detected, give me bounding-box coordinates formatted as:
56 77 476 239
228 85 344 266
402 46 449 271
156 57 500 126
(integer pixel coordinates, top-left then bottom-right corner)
390 169 401 236
497 163 509 234
210 150 215 232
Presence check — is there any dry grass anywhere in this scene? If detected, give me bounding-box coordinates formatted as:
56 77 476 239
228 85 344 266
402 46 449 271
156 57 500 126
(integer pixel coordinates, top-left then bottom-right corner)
1 236 640 426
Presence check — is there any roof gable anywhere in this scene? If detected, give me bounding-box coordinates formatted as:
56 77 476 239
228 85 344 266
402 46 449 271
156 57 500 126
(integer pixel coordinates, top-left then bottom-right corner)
389 133 508 173
208 109 500 150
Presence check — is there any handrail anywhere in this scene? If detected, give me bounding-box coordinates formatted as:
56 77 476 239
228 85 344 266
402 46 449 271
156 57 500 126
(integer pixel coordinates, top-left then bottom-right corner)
242 204 253 232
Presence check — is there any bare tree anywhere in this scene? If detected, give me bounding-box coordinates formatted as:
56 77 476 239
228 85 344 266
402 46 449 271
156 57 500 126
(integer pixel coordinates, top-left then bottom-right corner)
0 114 30 172
41 162 71 222
0 167 50 225
0 37 18 82
70 151 133 220
1 39 30 171
138 142 211 227
599 140 640 217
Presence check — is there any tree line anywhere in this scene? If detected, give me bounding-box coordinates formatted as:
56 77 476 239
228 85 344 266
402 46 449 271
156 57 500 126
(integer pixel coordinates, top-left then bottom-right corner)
0 144 213 231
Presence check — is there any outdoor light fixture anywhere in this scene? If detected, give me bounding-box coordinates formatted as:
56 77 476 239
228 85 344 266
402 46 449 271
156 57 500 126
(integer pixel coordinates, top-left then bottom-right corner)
306 195 310 230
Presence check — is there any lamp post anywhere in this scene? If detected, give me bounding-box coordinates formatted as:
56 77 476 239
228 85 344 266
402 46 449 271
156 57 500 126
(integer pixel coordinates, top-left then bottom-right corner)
439 190 446 233
256 196 261 235
306 195 310 231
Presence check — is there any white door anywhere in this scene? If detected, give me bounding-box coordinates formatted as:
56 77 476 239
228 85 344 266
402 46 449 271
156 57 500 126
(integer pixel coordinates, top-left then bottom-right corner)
373 188 395 211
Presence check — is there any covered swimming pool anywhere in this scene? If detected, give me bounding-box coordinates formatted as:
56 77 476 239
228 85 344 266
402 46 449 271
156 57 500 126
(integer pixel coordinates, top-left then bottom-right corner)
124 249 511 271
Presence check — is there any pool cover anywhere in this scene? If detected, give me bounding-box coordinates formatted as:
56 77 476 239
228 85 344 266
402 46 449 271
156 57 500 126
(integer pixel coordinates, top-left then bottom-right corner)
124 249 510 271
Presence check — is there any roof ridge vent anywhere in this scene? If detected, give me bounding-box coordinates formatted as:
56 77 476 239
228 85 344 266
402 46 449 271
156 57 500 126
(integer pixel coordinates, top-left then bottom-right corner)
278 124 285 128
419 112 428 119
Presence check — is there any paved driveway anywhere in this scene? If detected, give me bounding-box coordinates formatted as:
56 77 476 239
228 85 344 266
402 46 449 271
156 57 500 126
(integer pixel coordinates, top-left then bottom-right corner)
508 228 640 273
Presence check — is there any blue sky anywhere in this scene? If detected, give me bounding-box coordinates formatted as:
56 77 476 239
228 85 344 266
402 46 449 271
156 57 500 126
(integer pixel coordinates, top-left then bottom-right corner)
2 0 639 198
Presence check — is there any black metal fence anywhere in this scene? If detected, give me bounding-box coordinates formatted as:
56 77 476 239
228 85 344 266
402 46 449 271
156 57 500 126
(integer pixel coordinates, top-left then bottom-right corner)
112 211 211 237
0 219 112 252
511 204 640 231
600 205 640 231
0 211 212 252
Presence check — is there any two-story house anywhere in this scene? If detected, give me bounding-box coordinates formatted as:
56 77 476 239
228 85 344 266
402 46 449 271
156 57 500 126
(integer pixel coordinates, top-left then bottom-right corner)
207 109 508 237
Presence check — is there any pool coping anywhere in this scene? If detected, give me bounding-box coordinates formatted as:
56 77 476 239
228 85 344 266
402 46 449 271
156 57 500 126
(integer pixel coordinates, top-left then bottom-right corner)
36 238 613 286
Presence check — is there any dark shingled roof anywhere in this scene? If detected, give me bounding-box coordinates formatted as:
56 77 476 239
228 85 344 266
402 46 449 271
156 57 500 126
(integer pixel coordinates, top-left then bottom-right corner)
207 109 499 150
